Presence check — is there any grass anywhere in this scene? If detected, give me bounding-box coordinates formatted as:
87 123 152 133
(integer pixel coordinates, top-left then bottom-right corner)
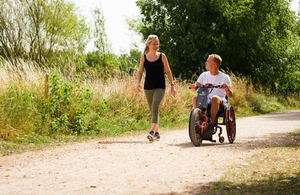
0 59 300 195
199 129 300 195
0 58 191 155
0 59 300 156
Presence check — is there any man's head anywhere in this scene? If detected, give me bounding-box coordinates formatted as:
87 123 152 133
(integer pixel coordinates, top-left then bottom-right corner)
205 54 222 72
209 54 222 68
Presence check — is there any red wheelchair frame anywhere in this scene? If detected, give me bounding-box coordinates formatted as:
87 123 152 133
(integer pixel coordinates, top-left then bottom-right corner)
189 84 236 147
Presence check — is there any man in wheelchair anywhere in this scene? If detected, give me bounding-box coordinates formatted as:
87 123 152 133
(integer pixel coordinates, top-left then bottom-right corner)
190 54 233 130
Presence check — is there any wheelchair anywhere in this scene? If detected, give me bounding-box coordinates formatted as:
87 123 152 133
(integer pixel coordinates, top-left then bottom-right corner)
189 83 236 147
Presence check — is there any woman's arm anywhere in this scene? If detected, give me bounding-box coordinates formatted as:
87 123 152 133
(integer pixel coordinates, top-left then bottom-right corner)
162 53 175 96
137 55 145 92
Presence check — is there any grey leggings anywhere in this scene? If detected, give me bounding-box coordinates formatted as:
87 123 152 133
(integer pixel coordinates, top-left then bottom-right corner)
144 88 165 123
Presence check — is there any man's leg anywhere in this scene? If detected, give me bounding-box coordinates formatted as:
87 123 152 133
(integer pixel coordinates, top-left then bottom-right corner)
192 96 197 109
210 96 222 126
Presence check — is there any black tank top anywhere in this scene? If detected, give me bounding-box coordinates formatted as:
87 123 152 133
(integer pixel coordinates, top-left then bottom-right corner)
144 53 166 90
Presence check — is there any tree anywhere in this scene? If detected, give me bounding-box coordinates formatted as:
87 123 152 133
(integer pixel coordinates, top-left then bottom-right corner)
136 0 300 92
88 4 113 70
92 5 111 55
117 49 142 75
86 4 119 77
0 0 90 64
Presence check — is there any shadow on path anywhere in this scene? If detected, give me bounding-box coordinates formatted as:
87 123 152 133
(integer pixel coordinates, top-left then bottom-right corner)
98 140 153 145
169 131 299 151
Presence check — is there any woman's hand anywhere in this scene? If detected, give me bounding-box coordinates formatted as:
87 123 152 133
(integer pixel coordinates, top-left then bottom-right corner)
137 83 142 92
171 85 176 96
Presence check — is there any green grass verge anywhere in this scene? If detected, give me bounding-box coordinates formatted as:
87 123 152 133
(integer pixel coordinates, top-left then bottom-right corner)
1 70 300 156
199 130 300 195
0 119 189 156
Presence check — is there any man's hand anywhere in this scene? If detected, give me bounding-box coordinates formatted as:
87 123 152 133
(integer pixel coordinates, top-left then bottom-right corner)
220 83 233 98
220 83 229 91
190 84 197 92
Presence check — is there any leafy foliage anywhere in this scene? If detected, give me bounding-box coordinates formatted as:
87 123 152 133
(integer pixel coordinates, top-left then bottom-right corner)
85 51 120 78
136 0 300 92
0 82 39 139
85 49 142 78
118 49 142 75
41 70 93 135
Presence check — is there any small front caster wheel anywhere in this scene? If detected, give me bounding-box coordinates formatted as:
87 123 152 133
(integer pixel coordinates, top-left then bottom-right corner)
219 136 224 143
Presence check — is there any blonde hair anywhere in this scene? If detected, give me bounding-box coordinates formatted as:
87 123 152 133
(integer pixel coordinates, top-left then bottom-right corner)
143 35 158 54
209 54 222 68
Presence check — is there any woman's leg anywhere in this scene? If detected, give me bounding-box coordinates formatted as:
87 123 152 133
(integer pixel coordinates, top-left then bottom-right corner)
151 123 158 133
144 89 165 140
144 89 154 114
151 88 165 125
144 89 156 135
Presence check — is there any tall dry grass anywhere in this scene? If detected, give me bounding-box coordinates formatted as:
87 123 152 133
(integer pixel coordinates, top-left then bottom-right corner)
0 59 299 140
0 59 193 139
0 59 44 92
225 70 256 115
226 69 300 116
88 74 193 135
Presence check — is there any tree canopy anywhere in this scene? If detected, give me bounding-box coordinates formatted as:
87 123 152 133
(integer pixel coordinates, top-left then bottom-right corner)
0 0 90 65
136 0 300 92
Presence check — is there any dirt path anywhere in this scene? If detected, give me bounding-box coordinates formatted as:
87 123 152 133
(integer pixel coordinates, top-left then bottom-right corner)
1 110 300 195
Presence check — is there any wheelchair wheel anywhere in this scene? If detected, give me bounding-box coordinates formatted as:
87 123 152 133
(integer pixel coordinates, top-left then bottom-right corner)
189 108 203 147
225 104 236 143
188 109 193 141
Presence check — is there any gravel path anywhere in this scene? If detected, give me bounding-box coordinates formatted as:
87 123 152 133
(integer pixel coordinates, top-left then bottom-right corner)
1 110 300 195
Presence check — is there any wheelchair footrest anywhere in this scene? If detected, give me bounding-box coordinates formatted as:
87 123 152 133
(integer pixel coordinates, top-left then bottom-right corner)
202 127 213 140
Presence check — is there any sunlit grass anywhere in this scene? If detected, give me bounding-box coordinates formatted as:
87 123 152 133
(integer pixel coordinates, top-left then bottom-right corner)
199 129 300 195
0 59 300 155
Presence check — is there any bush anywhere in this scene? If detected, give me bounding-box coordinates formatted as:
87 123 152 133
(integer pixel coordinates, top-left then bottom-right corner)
41 70 93 135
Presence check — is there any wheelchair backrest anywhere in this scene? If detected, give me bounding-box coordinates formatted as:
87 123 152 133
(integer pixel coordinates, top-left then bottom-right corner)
196 88 209 110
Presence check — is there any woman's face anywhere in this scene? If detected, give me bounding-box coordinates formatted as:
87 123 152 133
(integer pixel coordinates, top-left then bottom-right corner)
148 39 159 52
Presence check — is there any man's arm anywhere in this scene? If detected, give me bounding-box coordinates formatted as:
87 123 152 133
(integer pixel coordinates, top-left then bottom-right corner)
220 83 233 98
190 82 202 92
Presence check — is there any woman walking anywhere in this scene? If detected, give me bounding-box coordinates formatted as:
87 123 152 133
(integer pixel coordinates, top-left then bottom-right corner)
137 35 176 141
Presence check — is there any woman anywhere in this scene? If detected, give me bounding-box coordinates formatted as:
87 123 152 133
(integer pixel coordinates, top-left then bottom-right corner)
137 35 176 141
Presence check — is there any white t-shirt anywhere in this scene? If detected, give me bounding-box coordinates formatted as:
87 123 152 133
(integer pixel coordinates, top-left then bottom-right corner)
197 71 231 99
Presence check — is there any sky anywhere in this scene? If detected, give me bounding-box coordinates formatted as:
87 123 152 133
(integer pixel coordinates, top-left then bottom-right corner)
291 0 300 11
72 0 300 55
72 0 143 55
